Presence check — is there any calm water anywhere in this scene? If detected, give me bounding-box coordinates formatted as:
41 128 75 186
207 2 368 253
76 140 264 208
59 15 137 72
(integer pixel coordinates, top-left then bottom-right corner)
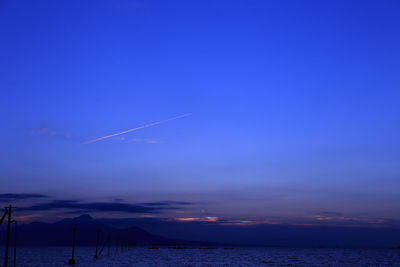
3 246 400 266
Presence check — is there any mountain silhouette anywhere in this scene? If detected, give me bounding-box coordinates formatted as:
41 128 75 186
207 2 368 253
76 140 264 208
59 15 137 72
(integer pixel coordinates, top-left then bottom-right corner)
3 215 400 248
1 215 217 246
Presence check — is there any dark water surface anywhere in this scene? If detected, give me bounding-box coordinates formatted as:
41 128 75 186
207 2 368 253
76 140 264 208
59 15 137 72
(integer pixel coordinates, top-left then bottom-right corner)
2 246 400 266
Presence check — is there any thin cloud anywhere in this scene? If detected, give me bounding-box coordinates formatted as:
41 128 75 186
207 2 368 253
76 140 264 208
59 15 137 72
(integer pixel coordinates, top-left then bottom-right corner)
0 193 48 201
84 113 192 144
32 127 72 139
19 200 193 214
175 216 219 222
141 201 194 206
130 137 161 144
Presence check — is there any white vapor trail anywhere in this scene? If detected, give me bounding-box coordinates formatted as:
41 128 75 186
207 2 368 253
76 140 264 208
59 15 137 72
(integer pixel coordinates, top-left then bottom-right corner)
84 113 192 144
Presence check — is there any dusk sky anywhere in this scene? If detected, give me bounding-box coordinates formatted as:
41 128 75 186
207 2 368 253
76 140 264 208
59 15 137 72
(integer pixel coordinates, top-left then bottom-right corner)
1 0 400 227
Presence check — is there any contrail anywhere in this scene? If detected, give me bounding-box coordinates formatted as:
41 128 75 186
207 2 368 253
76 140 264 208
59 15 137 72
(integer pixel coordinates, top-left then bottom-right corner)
84 113 192 144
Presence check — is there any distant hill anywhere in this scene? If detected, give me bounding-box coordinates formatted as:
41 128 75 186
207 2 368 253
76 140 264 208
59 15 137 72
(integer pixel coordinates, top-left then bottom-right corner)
2 214 400 248
0 215 218 246
95 217 400 248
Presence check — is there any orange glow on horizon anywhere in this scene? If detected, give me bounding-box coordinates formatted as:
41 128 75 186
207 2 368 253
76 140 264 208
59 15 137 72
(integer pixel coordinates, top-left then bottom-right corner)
175 216 219 222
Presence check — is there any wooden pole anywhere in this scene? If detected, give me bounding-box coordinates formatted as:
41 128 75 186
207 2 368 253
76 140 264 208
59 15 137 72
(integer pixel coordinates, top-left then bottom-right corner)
4 205 12 267
94 229 101 259
68 228 76 265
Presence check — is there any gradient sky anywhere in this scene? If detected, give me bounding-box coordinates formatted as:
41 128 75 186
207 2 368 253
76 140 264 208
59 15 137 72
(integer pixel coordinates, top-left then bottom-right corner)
1 0 400 226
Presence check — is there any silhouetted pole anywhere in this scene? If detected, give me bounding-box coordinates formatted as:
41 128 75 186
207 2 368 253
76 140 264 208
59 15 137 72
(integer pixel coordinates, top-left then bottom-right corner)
68 228 76 265
13 220 17 267
94 229 101 259
115 237 119 255
4 205 16 267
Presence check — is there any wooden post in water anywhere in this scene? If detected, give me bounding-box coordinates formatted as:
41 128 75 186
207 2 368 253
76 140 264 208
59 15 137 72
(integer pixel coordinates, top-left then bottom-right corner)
94 229 101 259
4 205 16 267
68 228 77 265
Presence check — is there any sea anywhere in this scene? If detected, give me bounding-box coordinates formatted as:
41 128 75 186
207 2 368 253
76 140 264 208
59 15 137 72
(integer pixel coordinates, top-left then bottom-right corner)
2 246 400 266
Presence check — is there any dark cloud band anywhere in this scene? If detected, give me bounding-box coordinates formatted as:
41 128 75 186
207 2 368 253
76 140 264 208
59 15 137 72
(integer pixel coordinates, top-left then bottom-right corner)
0 193 48 201
19 200 193 214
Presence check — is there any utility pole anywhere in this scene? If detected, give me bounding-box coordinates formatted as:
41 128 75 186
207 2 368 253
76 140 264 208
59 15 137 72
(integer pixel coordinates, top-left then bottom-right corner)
68 228 77 265
94 229 101 259
4 205 17 267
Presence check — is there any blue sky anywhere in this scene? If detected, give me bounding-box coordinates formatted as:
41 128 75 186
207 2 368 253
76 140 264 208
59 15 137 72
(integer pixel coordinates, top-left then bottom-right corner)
1 0 400 226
